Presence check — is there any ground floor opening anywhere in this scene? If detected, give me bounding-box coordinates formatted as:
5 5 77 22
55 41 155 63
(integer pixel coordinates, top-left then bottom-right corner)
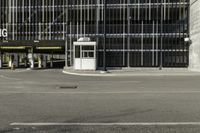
0 40 65 69
0 39 189 70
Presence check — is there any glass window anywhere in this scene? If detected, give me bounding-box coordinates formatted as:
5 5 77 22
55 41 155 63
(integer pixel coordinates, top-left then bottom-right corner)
82 51 94 58
89 52 94 57
82 46 94 50
75 46 80 58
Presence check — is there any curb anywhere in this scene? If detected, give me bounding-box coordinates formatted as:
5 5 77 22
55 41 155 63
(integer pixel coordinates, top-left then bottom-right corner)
62 70 117 77
190 69 200 72
62 70 200 77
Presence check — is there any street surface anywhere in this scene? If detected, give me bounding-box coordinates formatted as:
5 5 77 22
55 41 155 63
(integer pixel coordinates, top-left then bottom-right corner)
0 69 200 133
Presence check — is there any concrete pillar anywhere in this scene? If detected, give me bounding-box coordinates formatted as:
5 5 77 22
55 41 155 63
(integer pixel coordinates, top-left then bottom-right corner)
42 54 47 68
50 53 53 68
8 54 14 68
24 53 28 68
189 0 200 70
38 54 47 68
8 60 12 67
38 54 42 68
28 49 34 69
13 54 19 68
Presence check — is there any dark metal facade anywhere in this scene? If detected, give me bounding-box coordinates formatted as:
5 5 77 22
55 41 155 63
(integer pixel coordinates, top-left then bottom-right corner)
0 0 190 68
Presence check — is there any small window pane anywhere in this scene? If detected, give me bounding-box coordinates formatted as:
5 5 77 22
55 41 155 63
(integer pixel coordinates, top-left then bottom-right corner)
82 51 94 58
75 46 80 58
89 52 94 57
82 46 94 50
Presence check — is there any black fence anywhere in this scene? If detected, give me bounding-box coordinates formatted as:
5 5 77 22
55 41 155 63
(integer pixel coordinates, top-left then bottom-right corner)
0 0 189 67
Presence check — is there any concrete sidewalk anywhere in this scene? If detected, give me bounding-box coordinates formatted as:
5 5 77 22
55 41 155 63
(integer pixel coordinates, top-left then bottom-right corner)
63 67 200 77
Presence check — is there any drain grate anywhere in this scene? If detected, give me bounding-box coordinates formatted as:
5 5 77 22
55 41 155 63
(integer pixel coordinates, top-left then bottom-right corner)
58 85 78 89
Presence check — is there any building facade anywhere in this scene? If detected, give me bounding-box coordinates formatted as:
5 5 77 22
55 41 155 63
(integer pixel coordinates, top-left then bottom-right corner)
0 0 190 69
190 0 200 70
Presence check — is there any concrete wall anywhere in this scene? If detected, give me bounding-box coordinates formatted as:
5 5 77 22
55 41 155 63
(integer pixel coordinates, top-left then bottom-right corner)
189 0 200 70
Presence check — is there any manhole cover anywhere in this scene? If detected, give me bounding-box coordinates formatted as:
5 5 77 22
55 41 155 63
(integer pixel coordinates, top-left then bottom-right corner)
58 85 78 89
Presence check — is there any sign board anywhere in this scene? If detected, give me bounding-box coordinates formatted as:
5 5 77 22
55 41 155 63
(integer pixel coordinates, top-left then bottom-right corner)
0 29 8 37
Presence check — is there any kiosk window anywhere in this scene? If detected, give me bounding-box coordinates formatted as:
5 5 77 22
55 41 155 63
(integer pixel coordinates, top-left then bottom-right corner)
81 45 95 58
82 51 94 58
75 46 80 58
82 46 94 50
89 52 94 57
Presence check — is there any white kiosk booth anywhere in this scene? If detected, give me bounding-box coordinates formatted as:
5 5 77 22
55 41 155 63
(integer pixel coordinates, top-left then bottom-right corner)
73 38 96 70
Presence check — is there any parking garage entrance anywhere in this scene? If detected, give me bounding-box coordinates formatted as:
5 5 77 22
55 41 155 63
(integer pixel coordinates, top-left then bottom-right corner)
0 40 65 69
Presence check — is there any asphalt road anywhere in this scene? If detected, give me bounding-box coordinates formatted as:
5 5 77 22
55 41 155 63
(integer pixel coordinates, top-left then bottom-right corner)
0 69 200 133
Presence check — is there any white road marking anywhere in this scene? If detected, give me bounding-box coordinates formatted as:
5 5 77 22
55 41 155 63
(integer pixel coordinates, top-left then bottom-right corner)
13 127 20 130
10 122 200 126
0 75 21 80
1 91 200 94
13 69 30 73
